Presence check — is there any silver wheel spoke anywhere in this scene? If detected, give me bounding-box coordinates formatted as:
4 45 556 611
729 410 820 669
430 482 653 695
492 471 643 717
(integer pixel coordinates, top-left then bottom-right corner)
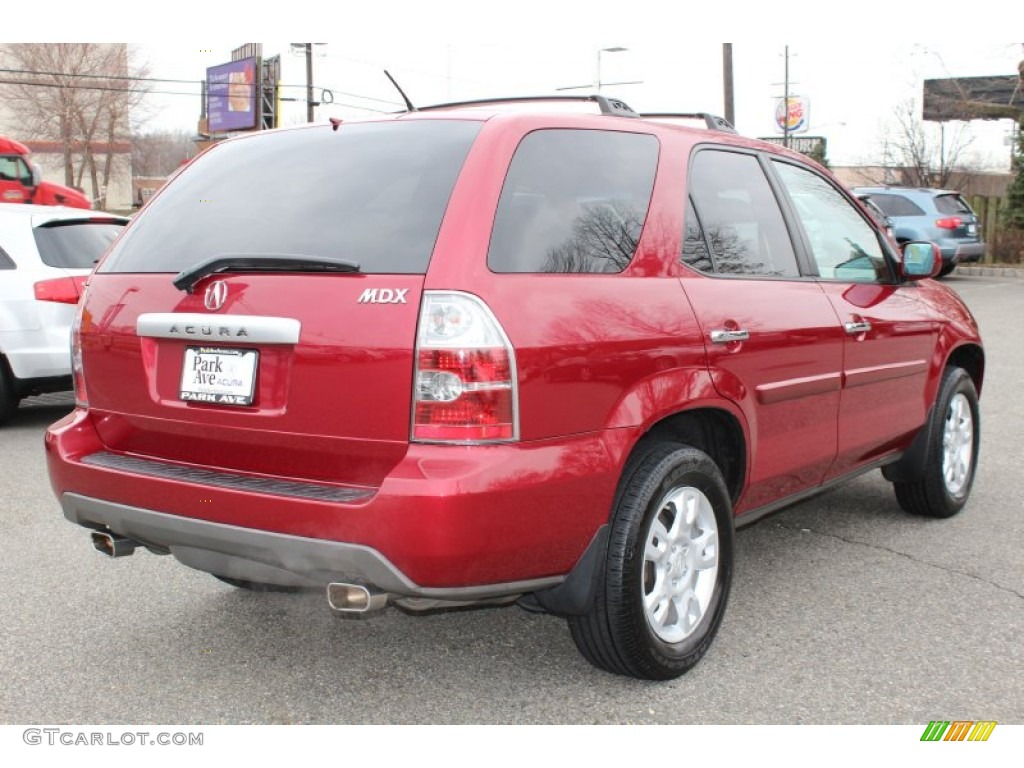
941 392 974 497
642 483 720 644
693 530 718 570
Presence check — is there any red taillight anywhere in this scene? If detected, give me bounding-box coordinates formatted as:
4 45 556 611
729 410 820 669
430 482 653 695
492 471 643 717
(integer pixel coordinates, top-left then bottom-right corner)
413 293 518 443
71 303 88 408
935 217 962 230
34 276 87 304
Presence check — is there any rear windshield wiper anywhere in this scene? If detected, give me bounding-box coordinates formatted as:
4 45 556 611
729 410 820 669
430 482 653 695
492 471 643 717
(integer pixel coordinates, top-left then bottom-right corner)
174 253 362 293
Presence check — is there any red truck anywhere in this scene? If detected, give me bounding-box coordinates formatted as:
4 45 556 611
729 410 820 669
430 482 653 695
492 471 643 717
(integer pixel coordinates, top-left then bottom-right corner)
0 135 92 209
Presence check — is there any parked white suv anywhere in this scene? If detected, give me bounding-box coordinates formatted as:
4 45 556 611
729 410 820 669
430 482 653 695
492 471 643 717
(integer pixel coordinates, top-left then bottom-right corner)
0 204 126 422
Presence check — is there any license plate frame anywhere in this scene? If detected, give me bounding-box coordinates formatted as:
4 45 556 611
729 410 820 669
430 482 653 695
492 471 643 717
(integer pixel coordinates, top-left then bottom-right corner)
179 346 258 406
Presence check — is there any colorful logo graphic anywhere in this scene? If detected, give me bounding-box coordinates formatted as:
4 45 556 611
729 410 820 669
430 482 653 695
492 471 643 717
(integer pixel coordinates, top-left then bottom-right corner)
775 96 809 134
920 721 997 742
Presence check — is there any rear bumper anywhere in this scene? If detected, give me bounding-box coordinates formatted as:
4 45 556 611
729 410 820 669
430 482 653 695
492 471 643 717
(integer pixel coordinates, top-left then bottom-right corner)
938 241 985 264
46 408 626 592
60 492 561 600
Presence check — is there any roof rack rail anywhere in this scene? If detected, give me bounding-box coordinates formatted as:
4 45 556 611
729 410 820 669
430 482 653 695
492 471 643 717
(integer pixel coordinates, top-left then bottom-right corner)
416 94 640 118
641 112 737 134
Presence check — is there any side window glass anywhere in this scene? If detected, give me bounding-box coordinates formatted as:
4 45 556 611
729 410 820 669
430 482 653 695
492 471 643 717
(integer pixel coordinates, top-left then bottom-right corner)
681 198 713 272
0 247 15 269
15 159 34 185
0 156 20 182
488 129 659 274
773 161 891 283
688 150 799 278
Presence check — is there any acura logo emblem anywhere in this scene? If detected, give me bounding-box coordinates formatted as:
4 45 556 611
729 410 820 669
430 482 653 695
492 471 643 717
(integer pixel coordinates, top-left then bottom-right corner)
204 280 229 311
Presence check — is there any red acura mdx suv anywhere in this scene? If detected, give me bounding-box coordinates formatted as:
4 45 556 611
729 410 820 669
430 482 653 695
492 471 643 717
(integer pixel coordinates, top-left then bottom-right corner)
46 96 983 680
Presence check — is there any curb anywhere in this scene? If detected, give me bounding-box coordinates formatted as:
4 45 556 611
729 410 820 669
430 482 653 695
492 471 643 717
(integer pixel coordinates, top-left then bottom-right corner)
954 265 1022 279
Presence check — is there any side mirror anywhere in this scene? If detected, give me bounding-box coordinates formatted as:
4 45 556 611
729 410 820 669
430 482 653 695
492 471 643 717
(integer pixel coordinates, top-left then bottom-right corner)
29 162 42 188
900 241 941 280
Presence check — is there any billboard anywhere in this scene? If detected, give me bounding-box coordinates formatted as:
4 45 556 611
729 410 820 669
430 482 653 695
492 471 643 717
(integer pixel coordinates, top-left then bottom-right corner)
207 57 259 132
922 76 1022 122
758 136 826 156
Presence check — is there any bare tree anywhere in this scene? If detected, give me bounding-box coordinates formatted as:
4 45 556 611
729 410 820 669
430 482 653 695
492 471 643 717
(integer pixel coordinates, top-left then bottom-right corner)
132 130 196 177
0 43 150 207
871 99 975 188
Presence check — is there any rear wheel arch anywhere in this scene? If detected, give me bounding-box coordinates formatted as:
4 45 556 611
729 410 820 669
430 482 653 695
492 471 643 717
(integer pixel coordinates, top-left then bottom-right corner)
640 408 747 505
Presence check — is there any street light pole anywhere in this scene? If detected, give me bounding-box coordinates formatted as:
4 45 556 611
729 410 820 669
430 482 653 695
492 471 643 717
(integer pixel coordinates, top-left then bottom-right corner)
305 43 314 122
596 46 627 92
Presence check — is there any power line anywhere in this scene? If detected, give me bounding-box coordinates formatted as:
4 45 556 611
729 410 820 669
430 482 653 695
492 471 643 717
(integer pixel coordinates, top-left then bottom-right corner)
0 66 200 85
0 66 399 111
0 77 392 114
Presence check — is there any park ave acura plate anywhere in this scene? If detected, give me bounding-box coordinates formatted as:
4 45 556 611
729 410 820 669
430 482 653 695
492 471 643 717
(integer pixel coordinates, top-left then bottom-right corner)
179 346 258 405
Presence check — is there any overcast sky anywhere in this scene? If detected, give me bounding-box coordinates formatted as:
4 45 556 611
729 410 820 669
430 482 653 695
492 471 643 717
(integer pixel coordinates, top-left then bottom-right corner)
19 2 1024 172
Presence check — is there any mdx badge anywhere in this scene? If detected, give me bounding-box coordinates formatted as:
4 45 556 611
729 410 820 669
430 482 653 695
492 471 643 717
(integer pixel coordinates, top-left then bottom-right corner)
204 280 229 311
358 288 408 304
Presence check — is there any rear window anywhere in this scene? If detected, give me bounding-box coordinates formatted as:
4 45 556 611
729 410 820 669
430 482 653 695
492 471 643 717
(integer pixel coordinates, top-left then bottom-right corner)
100 120 482 275
487 129 659 273
934 194 974 215
33 220 125 269
864 193 926 217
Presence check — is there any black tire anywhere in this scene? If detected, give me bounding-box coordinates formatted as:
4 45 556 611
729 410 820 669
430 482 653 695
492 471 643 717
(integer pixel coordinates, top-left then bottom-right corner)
937 263 956 278
893 366 980 518
568 443 734 680
0 360 19 425
213 575 305 593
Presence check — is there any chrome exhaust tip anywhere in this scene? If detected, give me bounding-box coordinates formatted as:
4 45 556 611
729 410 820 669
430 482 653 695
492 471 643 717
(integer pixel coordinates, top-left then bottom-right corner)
90 531 137 558
326 582 388 613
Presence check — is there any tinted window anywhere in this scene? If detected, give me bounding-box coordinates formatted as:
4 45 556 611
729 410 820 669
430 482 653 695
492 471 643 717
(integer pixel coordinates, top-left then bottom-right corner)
0 246 14 269
33 220 125 269
773 162 891 283
934 194 973 215
487 129 658 273
865 193 926 216
688 150 799 277
681 198 713 272
100 121 482 275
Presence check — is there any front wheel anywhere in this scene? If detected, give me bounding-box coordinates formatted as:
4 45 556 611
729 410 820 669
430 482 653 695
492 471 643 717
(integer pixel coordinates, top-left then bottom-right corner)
893 366 980 518
568 443 734 680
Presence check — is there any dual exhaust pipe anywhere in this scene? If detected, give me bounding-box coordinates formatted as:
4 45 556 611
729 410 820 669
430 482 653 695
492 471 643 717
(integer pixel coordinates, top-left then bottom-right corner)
326 582 388 614
88 533 388 614
91 531 137 558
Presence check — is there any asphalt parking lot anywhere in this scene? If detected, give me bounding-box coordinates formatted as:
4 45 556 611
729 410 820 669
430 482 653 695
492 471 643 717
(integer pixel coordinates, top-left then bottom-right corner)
1 274 1020 725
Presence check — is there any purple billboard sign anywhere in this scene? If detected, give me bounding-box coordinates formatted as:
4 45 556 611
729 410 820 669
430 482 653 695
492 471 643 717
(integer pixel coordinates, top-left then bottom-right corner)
207 58 258 132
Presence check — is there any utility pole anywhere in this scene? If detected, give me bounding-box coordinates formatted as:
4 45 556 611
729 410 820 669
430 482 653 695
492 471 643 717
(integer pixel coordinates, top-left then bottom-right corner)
723 44 735 128
304 43 314 123
783 45 790 149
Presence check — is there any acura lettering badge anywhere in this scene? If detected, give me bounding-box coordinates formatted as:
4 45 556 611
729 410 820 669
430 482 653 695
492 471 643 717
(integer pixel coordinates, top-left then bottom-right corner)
204 280 229 311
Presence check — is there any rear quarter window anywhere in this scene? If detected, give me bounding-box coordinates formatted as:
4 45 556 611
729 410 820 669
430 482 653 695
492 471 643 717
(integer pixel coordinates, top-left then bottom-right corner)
487 129 659 273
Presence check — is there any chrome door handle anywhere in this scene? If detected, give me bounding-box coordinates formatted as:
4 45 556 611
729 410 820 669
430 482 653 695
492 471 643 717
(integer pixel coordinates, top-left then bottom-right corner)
844 321 872 335
710 329 750 344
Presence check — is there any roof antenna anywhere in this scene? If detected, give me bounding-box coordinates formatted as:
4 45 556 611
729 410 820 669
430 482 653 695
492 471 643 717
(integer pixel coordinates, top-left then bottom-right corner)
384 70 417 112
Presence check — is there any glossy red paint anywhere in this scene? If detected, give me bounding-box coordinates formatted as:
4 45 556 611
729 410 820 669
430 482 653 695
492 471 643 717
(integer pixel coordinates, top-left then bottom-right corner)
45 106 984 599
